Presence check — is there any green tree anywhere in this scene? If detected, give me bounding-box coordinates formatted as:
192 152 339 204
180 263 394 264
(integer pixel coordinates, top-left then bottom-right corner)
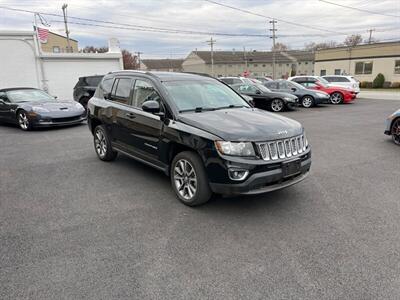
372 73 385 88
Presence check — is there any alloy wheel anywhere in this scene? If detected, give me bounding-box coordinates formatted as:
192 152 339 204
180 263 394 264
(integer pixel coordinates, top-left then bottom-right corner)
392 119 400 145
271 99 284 112
330 92 343 104
302 96 313 108
94 129 107 158
173 159 197 200
18 112 29 130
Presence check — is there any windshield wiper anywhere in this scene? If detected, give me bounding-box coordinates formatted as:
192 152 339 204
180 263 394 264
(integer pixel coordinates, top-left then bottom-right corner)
179 107 216 113
214 104 246 110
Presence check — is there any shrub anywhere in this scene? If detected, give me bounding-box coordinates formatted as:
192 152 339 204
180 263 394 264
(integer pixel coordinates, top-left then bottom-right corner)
366 82 373 88
383 81 391 88
360 81 372 88
372 73 385 88
391 82 400 88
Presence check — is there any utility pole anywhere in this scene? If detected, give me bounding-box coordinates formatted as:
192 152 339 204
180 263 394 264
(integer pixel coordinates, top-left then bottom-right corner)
206 37 216 77
367 29 375 44
243 46 248 74
269 19 277 79
61 4 71 52
135 52 143 69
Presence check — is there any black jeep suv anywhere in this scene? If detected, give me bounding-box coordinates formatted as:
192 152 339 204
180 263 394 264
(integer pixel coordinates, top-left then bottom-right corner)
73 75 104 109
88 71 311 206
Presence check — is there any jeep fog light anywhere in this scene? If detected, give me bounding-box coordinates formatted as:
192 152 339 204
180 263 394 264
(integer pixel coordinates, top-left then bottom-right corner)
228 168 249 181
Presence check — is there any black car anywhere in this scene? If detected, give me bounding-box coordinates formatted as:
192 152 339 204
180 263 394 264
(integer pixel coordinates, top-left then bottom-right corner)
265 80 331 108
73 75 104 109
230 83 298 112
87 71 311 206
0 88 86 130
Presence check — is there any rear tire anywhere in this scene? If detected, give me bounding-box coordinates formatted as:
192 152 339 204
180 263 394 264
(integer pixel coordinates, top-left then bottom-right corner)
93 125 118 161
270 98 285 112
391 118 400 146
301 95 314 108
330 92 343 104
171 151 212 206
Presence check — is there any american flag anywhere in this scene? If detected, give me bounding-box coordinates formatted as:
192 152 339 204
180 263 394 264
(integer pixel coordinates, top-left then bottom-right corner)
37 27 49 43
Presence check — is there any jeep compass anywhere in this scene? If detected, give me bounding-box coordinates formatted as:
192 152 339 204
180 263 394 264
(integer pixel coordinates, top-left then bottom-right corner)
87 71 311 206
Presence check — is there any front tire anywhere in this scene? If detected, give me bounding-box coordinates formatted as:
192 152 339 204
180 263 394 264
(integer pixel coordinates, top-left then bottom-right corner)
391 118 400 145
17 110 32 131
301 95 315 108
93 125 118 161
270 99 285 112
330 92 343 104
171 151 212 206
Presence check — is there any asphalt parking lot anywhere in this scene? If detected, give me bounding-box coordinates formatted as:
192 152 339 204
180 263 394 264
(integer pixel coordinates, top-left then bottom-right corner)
1 98 399 299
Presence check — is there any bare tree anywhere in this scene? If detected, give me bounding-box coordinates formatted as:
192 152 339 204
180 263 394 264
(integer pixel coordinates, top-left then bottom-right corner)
304 41 337 51
344 34 363 47
80 46 139 69
272 42 289 51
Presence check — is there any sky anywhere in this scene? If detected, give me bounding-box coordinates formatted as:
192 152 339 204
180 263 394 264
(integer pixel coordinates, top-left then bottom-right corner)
0 0 399 59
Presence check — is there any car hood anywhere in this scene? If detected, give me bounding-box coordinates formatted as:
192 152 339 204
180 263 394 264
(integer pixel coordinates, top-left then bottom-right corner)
177 107 303 141
23 100 82 111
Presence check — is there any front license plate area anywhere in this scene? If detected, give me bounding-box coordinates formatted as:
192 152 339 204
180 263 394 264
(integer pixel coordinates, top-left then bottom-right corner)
282 159 301 178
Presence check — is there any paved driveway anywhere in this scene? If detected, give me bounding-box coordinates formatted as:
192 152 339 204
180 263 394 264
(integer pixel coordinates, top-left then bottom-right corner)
0 99 399 299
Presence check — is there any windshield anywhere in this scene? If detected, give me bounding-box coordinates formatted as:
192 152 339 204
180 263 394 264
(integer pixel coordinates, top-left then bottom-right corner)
317 77 330 85
163 80 250 112
256 84 271 92
7 89 55 103
289 81 306 90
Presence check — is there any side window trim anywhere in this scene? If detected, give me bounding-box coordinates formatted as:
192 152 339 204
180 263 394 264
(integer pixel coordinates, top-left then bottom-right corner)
131 77 162 110
110 77 134 105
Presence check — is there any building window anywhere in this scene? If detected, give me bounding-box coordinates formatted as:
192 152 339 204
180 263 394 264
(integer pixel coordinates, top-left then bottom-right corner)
53 46 60 53
298 62 302 65
395 60 400 74
305 62 308 65
262 64 266 67
254 64 258 67
286 64 289 67
355 61 373 74
320 70 326 76
334 69 341 75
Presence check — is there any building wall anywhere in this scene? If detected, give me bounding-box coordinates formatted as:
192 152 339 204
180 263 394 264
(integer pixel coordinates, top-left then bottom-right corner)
42 55 122 99
315 42 400 82
41 32 78 53
0 31 123 99
182 53 314 78
0 33 40 89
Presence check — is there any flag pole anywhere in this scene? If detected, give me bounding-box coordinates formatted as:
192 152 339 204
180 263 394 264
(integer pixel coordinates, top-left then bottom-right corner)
33 13 47 92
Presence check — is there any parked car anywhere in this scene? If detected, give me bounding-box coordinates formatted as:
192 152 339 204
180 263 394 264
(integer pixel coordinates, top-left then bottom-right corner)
265 80 330 108
322 75 360 94
384 108 400 145
230 83 298 112
219 76 262 85
288 76 356 104
73 75 104 109
251 76 273 85
0 88 86 131
88 71 311 206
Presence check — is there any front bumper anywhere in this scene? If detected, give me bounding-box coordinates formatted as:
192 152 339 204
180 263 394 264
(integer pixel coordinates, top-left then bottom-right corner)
209 152 311 195
30 114 87 127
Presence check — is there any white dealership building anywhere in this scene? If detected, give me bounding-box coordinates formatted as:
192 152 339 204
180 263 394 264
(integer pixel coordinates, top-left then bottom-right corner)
0 31 123 99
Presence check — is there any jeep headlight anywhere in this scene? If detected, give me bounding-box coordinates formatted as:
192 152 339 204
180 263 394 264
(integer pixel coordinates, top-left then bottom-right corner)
215 141 255 157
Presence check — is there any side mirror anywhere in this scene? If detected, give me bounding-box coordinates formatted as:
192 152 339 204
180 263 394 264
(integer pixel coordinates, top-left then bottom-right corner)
142 100 161 114
291 87 296 92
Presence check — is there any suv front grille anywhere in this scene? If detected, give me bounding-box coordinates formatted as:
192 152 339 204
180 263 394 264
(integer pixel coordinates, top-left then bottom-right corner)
256 135 307 161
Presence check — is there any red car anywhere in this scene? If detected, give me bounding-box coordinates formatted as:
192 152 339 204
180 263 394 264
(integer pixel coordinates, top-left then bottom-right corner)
289 76 356 104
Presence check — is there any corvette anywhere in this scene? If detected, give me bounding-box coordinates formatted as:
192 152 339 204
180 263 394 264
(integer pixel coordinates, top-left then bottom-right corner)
0 88 86 130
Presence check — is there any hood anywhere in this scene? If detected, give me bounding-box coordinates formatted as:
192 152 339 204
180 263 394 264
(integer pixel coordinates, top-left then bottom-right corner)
24 100 83 112
177 107 303 142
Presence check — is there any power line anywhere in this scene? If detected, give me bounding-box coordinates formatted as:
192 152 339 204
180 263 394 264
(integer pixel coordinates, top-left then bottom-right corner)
206 37 216 76
202 0 347 35
319 0 400 18
0 5 270 37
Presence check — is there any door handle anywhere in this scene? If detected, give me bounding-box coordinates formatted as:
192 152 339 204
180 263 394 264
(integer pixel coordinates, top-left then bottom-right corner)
126 112 136 119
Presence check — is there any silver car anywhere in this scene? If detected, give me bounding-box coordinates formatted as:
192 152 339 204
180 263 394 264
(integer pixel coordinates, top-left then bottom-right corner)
384 108 400 145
